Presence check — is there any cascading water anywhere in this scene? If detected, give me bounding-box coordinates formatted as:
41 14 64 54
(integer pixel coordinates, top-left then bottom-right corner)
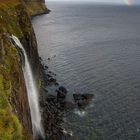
11 35 45 139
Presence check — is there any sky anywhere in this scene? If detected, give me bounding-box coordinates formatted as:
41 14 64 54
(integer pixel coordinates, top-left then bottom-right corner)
46 0 140 5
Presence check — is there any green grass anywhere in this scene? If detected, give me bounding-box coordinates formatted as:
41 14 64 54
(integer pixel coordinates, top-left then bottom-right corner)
0 76 23 140
0 36 23 139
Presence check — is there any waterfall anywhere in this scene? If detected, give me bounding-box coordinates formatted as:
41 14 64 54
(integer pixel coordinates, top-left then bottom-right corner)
11 35 45 139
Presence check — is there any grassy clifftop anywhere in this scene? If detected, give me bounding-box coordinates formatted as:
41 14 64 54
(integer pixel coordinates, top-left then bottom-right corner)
24 0 49 16
0 0 47 139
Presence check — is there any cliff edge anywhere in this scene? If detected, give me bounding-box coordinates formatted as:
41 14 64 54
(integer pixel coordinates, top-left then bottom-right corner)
24 0 50 16
0 0 47 139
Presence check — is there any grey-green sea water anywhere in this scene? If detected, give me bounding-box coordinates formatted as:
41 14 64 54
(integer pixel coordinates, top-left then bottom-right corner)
33 2 140 140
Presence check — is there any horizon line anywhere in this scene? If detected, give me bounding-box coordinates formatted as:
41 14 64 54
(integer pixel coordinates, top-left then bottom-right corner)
46 0 140 6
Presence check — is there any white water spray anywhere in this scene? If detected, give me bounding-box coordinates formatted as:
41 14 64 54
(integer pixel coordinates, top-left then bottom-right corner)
11 35 44 139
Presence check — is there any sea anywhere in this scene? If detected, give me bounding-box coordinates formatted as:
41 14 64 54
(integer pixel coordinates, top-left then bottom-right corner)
32 2 140 140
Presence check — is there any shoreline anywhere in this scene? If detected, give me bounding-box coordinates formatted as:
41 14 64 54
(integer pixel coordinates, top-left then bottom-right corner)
38 57 94 139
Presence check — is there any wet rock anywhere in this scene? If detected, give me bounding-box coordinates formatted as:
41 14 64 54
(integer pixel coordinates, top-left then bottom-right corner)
49 77 56 83
59 86 68 94
48 71 56 76
39 64 71 139
82 94 95 100
47 94 57 103
55 82 59 86
64 102 77 111
77 100 90 110
56 90 66 99
73 94 94 110
56 86 67 99
44 65 48 70
46 74 51 78
73 94 94 102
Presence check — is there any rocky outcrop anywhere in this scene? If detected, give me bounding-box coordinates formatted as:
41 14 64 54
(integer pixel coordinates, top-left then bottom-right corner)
73 94 94 110
23 0 50 16
0 0 48 139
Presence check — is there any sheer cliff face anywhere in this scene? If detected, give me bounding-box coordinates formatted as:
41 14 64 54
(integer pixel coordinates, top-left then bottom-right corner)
0 0 46 139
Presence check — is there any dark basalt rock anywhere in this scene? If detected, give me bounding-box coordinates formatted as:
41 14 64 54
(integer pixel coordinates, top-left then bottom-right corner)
48 71 56 76
56 86 68 100
73 94 94 110
73 94 94 102
40 92 66 140
43 73 57 86
44 65 48 70
47 94 57 103
77 100 90 110
55 82 59 86
49 77 57 83
64 101 77 111
56 91 66 99
46 74 51 78
59 86 68 94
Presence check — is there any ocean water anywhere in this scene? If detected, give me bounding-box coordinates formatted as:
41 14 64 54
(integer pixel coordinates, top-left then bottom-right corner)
33 2 140 140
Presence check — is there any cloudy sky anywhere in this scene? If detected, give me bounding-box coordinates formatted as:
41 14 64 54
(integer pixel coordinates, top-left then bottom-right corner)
46 0 140 5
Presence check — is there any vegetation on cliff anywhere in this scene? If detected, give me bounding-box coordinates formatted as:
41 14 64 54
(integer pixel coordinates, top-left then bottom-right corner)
23 0 49 16
0 0 47 139
0 35 24 140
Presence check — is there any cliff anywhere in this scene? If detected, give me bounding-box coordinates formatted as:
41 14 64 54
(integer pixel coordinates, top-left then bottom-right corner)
0 0 47 139
23 0 50 16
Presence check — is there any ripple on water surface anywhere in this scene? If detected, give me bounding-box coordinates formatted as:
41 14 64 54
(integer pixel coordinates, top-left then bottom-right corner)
33 3 140 139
